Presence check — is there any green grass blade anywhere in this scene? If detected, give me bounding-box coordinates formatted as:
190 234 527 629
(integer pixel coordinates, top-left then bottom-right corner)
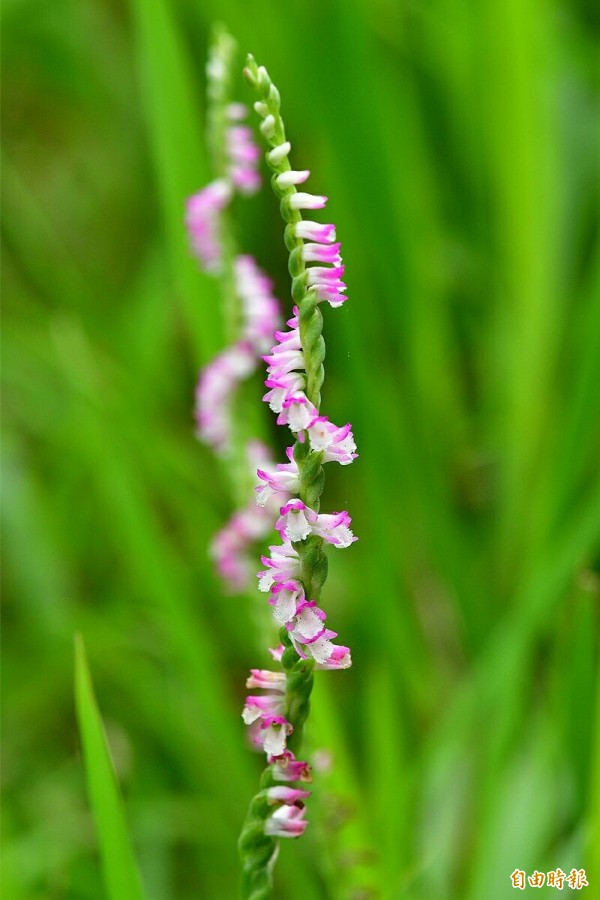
74 634 146 900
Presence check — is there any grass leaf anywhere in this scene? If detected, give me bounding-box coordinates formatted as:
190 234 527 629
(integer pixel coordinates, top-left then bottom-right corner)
74 634 146 900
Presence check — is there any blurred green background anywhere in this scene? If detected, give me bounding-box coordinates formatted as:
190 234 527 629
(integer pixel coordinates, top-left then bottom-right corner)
2 0 599 898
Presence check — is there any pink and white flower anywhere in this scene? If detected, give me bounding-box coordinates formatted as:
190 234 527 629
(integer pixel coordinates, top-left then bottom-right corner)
309 510 357 548
272 320 301 350
262 344 305 378
265 786 311 804
276 501 357 548
306 264 345 285
209 501 271 592
186 179 232 272
254 716 293 757
302 241 343 265
235 255 280 353
264 802 308 838
256 448 300 506
306 417 358 465
268 644 285 663
289 192 327 210
195 343 256 453
269 751 312 782
268 579 305 624
242 693 285 725
246 669 287 691
285 603 353 669
294 221 337 244
263 372 306 414
275 500 313 543
311 284 347 308
208 441 290 592
257 542 302 592
226 122 261 195
306 264 347 307
287 599 327 642
293 632 352 669
276 394 318 432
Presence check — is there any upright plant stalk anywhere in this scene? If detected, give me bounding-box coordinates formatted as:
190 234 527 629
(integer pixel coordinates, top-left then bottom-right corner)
238 56 358 898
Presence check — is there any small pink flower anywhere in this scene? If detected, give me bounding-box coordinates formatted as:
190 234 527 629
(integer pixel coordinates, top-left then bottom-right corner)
306 265 347 307
306 417 358 465
291 629 352 669
306 265 345 284
264 802 308 838
309 509 357 548
235 256 281 353
276 500 312 543
195 344 256 453
269 751 312 782
209 501 272 592
272 324 301 349
246 669 287 691
314 644 352 670
302 242 343 265
276 394 318 433
276 502 357 548
289 192 327 210
312 284 347 308
258 716 293 757
256 448 300 506
287 599 328 642
268 644 285 663
186 179 232 272
269 579 305 624
263 372 306 414
265 786 311 804
294 221 337 244
208 441 285 591
242 693 285 725
262 345 305 378
225 107 261 195
257 542 302 592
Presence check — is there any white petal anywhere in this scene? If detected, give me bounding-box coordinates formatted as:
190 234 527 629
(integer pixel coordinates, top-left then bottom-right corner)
273 590 298 624
286 510 312 542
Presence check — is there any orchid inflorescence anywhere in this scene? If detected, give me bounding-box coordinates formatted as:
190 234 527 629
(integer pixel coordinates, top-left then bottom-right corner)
235 55 358 896
187 29 358 896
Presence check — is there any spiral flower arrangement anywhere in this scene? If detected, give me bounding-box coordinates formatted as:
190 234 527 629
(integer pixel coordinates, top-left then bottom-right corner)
236 57 358 897
187 30 357 896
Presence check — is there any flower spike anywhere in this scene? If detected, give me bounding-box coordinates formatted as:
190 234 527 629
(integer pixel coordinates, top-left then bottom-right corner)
238 54 358 893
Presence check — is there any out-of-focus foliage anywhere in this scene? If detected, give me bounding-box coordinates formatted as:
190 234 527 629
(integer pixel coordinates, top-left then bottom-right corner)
2 0 599 898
